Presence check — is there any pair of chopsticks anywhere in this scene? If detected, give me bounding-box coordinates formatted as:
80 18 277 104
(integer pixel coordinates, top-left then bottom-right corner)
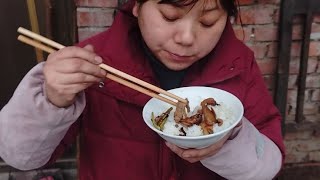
17 27 188 107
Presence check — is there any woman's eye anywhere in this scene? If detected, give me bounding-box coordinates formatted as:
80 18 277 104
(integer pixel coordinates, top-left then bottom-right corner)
163 15 178 22
201 23 213 27
200 21 215 28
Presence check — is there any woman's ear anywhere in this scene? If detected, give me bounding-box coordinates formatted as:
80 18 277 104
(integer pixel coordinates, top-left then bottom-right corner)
132 1 139 17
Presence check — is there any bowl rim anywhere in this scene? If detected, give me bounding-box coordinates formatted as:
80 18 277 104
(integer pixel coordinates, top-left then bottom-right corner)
142 86 244 140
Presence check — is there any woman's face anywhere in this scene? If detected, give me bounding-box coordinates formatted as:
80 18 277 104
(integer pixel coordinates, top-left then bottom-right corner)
133 0 228 71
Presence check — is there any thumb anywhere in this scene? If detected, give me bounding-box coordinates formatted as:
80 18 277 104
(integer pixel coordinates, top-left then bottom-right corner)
83 44 95 52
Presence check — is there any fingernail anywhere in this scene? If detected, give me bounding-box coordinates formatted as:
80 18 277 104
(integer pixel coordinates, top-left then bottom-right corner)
94 56 103 64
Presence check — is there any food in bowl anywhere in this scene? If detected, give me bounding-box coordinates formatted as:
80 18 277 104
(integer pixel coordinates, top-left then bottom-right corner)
142 86 243 149
151 97 234 136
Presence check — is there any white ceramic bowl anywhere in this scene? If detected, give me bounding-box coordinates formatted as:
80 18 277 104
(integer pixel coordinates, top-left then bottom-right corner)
142 86 244 149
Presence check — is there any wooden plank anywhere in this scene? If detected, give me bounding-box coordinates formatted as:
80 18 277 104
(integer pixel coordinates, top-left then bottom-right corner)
26 0 44 62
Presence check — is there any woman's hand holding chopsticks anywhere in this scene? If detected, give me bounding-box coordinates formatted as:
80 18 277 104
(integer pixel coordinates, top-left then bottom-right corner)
17 27 188 108
44 44 106 107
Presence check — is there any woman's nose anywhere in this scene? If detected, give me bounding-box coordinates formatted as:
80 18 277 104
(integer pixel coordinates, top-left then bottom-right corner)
174 24 195 46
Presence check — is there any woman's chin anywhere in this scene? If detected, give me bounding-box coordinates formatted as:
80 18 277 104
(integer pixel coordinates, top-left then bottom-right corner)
164 63 191 71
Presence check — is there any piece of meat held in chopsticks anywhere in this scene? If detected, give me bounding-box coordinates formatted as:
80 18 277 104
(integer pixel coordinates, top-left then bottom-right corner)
174 100 190 123
199 98 223 135
151 107 173 131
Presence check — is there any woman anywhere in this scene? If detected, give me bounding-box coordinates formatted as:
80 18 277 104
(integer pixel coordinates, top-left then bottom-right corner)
0 0 285 179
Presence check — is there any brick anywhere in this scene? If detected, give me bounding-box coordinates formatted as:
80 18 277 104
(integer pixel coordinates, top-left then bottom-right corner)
284 130 313 141
285 114 295 122
306 75 320 88
78 27 108 41
258 0 281 4
76 0 118 8
238 0 255 5
77 8 114 27
254 25 278 41
284 140 298 153
288 58 299 74
288 74 297 89
285 150 308 163
307 58 318 73
237 5 275 25
311 23 320 40
304 114 320 123
290 42 302 57
288 57 318 74
309 151 320 161
247 43 268 59
306 89 315 102
273 9 280 24
233 25 253 42
287 105 295 117
309 41 320 57
313 13 320 23
286 89 312 103
287 89 297 103
303 102 320 115
256 58 276 75
262 75 275 89
292 24 303 40
295 139 320 152
267 42 278 58
287 102 296 114
311 89 320 101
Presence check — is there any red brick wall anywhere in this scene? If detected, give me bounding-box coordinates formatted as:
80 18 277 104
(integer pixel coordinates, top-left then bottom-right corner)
76 0 320 169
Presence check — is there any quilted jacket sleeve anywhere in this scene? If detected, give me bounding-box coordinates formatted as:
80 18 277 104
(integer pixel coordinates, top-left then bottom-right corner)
201 50 285 180
0 62 85 170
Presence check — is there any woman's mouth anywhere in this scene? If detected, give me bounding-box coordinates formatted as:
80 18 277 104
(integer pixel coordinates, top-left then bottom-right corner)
166 51 193 62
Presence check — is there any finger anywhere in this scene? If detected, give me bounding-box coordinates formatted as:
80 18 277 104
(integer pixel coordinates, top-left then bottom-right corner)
166 141 215 160
181 146 220 160
53 46 102 64
55 58 106 78
165 142 185 158
182 156 202 163
55 83 93 95
83 44 94 52
180 133 231 159
166 142 206 163
58 73 104 85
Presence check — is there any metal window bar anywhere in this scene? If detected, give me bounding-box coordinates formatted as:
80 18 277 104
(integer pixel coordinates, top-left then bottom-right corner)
275 0 320 135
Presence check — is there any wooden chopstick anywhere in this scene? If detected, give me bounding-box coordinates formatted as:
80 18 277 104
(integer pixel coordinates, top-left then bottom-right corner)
18 35 56 53
17 27 188 106
18 27 64 49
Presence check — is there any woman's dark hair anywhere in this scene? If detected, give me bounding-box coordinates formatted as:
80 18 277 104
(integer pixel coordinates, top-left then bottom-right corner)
136 0 238 18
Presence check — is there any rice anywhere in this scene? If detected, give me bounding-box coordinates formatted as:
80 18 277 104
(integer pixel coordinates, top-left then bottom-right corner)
161 101 235 136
